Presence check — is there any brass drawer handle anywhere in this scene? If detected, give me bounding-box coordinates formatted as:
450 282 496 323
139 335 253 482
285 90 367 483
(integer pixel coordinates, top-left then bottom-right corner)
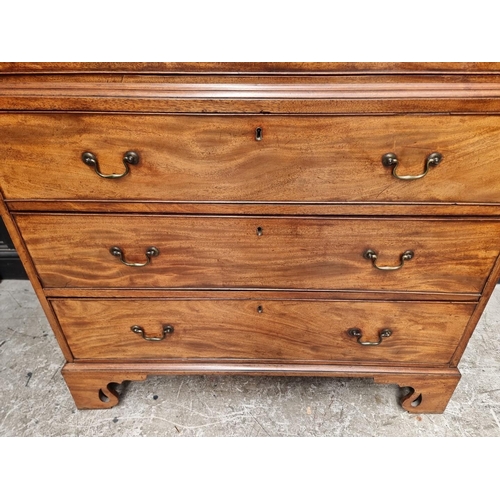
82 151 139 179
131 324 174 342
348 328 392 346
110 246 159 267
382 152 442 180
364 249 414 271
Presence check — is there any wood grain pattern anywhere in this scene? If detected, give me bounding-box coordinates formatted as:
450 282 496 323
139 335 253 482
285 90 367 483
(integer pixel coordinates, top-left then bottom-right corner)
43 288 480 302
8 200 500 217
4 97 500 114
5 75 500 87
373 372 461 413
0 197 74 361
15 214 500 293
6 82 500 98
2 63 500 114
61 368 147 409
51 299 475 363
3 62 500 74
1 77 500 113
3 114 500 203
2 63 498 413
61 361 461 412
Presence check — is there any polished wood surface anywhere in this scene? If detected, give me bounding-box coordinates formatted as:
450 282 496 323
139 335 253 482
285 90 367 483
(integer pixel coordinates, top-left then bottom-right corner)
4 79 500 113
61 361 462 412
15 214 500 293
43 288 480 302
373 371 461 414
2 63 499 413
0 198 73 360
9 200 500 217
52 298 474 363
3 62 500 73
2 114 500 203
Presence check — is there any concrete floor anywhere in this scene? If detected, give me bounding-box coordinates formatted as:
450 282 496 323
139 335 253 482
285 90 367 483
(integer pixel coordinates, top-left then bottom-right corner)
1 279 499 437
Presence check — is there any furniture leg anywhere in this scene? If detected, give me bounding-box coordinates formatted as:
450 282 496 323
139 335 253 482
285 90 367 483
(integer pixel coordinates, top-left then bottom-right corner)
374 371 461 414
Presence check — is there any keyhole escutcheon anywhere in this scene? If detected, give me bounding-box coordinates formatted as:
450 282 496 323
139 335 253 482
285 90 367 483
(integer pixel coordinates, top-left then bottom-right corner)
255 127 263 141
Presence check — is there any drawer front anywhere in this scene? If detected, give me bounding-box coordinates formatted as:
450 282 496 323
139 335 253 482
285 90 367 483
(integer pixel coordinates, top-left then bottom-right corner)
16 214 500 293
2 114 500 203
51 299 475 363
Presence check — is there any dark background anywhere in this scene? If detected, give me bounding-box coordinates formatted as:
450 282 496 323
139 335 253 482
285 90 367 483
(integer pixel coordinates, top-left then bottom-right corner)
0 216 27 280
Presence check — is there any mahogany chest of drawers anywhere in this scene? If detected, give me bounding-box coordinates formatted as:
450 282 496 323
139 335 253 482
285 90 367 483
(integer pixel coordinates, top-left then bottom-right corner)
2 62 500 413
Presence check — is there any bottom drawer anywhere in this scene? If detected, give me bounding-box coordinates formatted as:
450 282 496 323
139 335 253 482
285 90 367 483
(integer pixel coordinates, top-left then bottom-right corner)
51 299 475 364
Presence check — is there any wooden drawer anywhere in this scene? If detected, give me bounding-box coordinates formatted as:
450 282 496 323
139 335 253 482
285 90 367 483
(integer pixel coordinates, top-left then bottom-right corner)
16 214 500 293
51 298 475 363
3 114 500 203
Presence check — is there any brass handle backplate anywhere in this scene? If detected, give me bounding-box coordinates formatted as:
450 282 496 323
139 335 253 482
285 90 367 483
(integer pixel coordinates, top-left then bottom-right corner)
364 249 414 271
131 324 174 342
382 152 442 180
82 151 139 179
110 246 159 267
348 328 392 346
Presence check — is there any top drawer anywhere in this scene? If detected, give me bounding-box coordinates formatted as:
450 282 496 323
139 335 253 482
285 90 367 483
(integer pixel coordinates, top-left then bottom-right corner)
1 114 500 203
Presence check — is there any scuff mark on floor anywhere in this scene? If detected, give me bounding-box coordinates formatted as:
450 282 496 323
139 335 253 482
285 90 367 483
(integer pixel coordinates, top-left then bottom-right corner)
490 409 500 431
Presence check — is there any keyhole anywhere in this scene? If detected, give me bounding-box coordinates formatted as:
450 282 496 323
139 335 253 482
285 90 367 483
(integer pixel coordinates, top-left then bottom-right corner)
256 226 263 236
255 127 263 141
257 305 263 314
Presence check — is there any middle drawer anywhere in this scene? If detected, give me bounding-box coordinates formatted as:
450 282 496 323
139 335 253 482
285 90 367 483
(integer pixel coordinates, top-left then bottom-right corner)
16 214 500 294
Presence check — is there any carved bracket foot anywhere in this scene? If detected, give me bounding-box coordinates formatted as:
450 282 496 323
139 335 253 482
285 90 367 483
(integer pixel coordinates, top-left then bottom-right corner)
61 363 462 412
374 371 461 414
62 366 147 409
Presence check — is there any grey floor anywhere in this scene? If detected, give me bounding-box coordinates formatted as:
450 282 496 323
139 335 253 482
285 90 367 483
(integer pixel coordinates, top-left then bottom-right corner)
1 279 499 437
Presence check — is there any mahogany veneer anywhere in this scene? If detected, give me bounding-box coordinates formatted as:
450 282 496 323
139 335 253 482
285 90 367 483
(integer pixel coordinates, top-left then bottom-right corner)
1 63 499 413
